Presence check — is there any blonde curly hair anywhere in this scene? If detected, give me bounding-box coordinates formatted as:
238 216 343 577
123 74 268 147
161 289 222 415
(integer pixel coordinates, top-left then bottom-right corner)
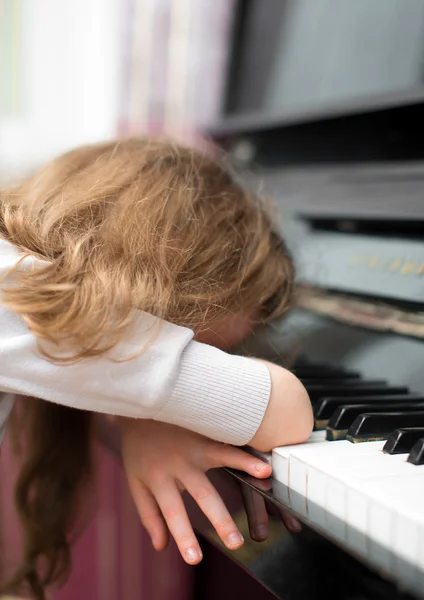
0 137 294 599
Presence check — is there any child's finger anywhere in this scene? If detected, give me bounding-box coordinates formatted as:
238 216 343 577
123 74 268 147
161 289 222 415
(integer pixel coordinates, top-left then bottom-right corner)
278 509 302 533
211 444 272 479
240 484 269 542
127 478 169 550
153 481 203 565
256 494 302 533
183 470 244 551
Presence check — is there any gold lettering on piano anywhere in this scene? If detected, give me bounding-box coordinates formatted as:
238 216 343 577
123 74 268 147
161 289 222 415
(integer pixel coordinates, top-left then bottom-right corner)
390 259 403 272
401 262 416 275
368 257 379 268
348 256 424 274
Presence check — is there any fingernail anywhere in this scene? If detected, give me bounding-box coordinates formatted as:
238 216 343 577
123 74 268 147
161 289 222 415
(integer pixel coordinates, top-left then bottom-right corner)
288 517 302 532
254 525 268 541
185 547 202 563
253 462 270 474
227 532 244 549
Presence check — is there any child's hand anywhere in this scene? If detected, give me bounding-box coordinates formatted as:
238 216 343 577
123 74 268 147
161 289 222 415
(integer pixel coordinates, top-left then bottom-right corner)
240 479 302 541
119 418 272 565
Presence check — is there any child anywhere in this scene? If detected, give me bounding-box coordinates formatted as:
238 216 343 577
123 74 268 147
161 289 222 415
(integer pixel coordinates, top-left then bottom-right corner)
0 138 313 599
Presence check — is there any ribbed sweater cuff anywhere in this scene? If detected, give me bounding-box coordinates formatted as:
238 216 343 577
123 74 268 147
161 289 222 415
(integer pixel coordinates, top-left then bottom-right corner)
156 341 271 445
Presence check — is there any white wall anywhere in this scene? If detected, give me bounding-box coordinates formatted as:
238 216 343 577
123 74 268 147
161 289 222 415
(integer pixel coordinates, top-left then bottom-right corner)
0 0 122 179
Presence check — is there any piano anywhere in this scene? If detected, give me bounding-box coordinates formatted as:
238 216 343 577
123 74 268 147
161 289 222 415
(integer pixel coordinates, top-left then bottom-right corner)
193 159 424 600
245 313 424 599
197 3 424 597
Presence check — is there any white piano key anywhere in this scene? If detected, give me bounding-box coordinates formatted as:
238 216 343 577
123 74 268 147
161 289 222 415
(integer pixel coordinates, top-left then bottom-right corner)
285 440 351 496
272 477 290 506
306 467 327 529
271 447 293 488
416 514 424 594
361 488 424 595
323 449 415 486
329 453 421 554
291 445 408 550
349 474 424 577
289 455 309 517
394 512 418 592
272 430 326 487
325 477 347 543
368 499 393 573
302 444 384 557
346 487 368 556
287 440 384 499
392 491 424 596
249 432 326 508
307 444 380 537
284 441 382 527
321 449 390 547
246 435 326 508
270 429 424 593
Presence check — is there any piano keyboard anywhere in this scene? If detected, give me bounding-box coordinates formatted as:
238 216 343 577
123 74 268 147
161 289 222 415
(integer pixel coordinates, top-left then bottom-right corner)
254 362 424 597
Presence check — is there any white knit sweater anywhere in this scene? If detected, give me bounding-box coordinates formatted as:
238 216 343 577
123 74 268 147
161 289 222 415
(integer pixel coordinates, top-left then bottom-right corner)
0 239 271 446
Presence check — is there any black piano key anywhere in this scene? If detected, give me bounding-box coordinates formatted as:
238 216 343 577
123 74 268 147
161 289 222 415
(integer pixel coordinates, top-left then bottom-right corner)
293 358 336 368
301 378 364 386
314 394 421 429
291 366 359 379
297 374 361 383
326 402 424 440
347 411 424 443
407 438 424 465
383 428 424 455
307 384 408 404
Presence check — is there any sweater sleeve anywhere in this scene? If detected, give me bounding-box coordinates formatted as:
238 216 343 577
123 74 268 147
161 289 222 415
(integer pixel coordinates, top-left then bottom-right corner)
0 308 271 445
157 342 271 445
0 240 271 445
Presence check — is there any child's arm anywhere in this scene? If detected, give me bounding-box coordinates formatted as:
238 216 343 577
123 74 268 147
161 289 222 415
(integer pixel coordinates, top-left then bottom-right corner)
249 360 313 452
1 302 312 449
2 236 312 448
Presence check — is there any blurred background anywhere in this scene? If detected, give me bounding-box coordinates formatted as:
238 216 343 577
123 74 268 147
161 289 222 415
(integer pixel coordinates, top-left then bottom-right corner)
3 0 424 598
0 0 235 181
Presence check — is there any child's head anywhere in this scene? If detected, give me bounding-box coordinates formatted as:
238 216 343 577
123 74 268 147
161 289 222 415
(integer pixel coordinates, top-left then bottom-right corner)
0 138 295 598
1 137 294 359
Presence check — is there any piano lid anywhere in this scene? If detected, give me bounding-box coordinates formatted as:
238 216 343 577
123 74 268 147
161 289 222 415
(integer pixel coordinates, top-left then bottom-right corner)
236 158 424 303
291 227 424 306
241 161 424 222
247 162 424 334
283 216 424 336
